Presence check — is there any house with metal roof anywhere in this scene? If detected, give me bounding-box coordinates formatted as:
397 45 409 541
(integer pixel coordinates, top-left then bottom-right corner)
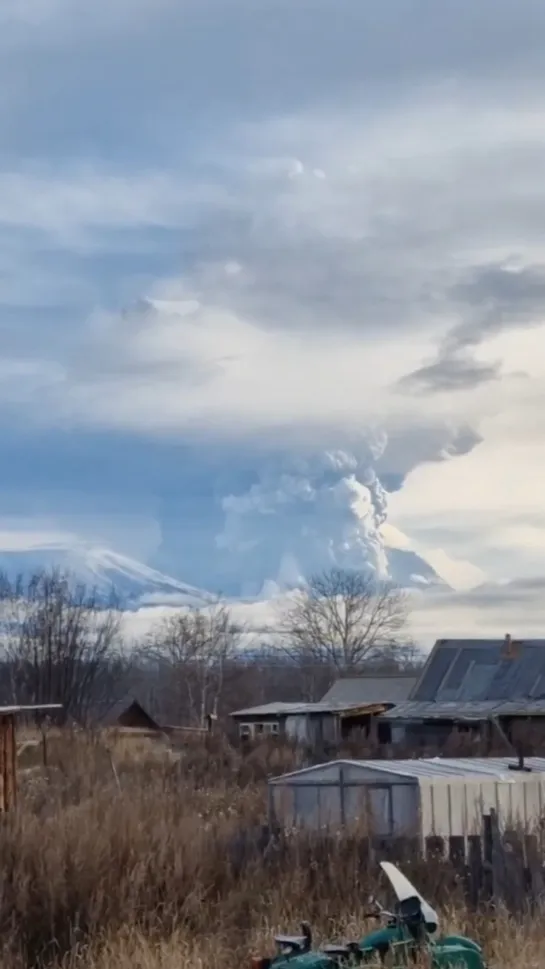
380 636 545 744
230 674 417 745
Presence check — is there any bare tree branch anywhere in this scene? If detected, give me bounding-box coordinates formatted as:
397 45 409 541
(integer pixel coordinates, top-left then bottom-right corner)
145 601 243 726
275 567 411 697
0 568 125 723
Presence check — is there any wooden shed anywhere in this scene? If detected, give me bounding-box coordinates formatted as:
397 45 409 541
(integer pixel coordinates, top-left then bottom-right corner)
98 697 163 732
0 702 62 811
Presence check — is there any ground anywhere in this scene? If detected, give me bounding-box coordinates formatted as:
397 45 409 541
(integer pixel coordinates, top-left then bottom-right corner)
1 729 541 968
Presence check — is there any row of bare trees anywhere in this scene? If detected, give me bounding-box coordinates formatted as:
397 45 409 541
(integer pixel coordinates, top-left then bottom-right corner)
0 566 420 727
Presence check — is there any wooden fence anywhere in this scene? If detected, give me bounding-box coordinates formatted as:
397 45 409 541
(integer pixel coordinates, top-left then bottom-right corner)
457 810 544 913
229 811 545 915
353 810 545 913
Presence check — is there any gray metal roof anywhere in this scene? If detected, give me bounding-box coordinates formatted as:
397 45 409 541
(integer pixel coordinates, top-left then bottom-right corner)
321 676 417 706
383 698 545 721
0 704 63 714
230 698 386 718
410 638 545 705
270 755 545 784
231 702 317 718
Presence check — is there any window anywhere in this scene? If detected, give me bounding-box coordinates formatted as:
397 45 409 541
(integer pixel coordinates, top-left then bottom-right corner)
239 721 280 739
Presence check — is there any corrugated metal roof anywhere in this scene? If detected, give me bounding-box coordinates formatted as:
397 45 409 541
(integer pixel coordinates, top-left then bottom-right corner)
383 698 545 720
269 755 545 784
411 638 545 704
231 700 380 718
231 702 315 717
0 704 63 714
321 676 417 706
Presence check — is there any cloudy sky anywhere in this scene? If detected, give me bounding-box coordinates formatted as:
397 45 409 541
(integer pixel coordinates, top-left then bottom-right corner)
3 0 545 640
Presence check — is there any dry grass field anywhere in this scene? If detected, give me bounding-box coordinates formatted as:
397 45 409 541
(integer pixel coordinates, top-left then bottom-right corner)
0 729 540 969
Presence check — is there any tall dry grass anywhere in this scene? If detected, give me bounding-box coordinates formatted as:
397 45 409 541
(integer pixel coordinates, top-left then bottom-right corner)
0 730 540 968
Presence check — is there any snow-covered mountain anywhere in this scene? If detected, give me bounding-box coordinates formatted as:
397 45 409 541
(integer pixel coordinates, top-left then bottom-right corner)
0 528 459 612
379 523 484 592
0 542 213 608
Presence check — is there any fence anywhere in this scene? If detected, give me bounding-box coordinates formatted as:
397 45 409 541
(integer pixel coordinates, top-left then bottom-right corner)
455 809 544 914
229 810 545 915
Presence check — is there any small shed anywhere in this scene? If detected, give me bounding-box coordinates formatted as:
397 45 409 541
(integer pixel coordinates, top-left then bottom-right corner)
230 700 390 745
268 756 545 845
98 697 163 733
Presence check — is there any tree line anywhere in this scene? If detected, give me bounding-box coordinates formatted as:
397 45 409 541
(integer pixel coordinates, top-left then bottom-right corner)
0 566 422 728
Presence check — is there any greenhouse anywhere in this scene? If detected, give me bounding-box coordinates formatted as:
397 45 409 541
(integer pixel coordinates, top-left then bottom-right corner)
268 756 545 842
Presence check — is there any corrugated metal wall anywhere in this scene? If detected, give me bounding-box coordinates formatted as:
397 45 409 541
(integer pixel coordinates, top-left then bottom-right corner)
269 765 545 839
418 775 545 839
269 762 420 833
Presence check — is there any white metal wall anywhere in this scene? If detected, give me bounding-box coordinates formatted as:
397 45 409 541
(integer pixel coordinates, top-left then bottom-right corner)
418 775 545 839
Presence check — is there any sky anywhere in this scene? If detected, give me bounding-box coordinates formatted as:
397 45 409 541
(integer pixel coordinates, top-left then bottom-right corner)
3 0 545 641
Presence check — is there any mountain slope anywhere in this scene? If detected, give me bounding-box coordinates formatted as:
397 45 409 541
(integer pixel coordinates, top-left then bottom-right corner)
0 542 214 608
0 526 465 610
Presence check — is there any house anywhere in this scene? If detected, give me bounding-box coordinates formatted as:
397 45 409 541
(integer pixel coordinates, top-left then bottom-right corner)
97 696 163 733
230 674 417 745
380 636 545 745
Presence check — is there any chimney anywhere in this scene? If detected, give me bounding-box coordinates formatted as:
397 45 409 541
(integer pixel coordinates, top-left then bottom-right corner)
502 634 521 659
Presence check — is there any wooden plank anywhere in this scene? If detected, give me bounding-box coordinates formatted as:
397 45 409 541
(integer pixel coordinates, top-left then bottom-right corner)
10 714 16 809
524 835 545 910
501 829 526 915
448 835 466 870
425 835 444 859
2 715 16 811
467 835 483 910
0 716 5 811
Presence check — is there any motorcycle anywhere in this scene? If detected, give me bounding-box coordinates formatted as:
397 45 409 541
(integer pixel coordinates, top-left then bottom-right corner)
251 861 486 969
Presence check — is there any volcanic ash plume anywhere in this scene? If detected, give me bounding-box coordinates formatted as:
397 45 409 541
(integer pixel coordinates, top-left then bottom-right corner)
216 437 391 597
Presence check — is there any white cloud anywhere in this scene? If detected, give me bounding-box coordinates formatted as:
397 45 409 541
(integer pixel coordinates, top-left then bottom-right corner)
3 0 545 621
0 170 226 245
0 515 162 562
49 291 435 436
122 578 545 652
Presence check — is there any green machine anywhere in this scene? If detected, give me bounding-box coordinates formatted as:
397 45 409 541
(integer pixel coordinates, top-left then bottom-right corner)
252 862 486 969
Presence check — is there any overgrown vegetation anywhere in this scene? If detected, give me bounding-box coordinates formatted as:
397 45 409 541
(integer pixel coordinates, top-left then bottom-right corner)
0 567 542 968
0 730 542 969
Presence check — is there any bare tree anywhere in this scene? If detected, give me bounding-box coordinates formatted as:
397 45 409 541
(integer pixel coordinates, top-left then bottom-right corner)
276 567 411 697
147 602 242 726
0 569 125 723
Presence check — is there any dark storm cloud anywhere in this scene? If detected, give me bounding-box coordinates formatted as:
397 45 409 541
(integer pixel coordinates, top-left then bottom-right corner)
448 262 545 350
397 261 545 398
397 354 502 395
